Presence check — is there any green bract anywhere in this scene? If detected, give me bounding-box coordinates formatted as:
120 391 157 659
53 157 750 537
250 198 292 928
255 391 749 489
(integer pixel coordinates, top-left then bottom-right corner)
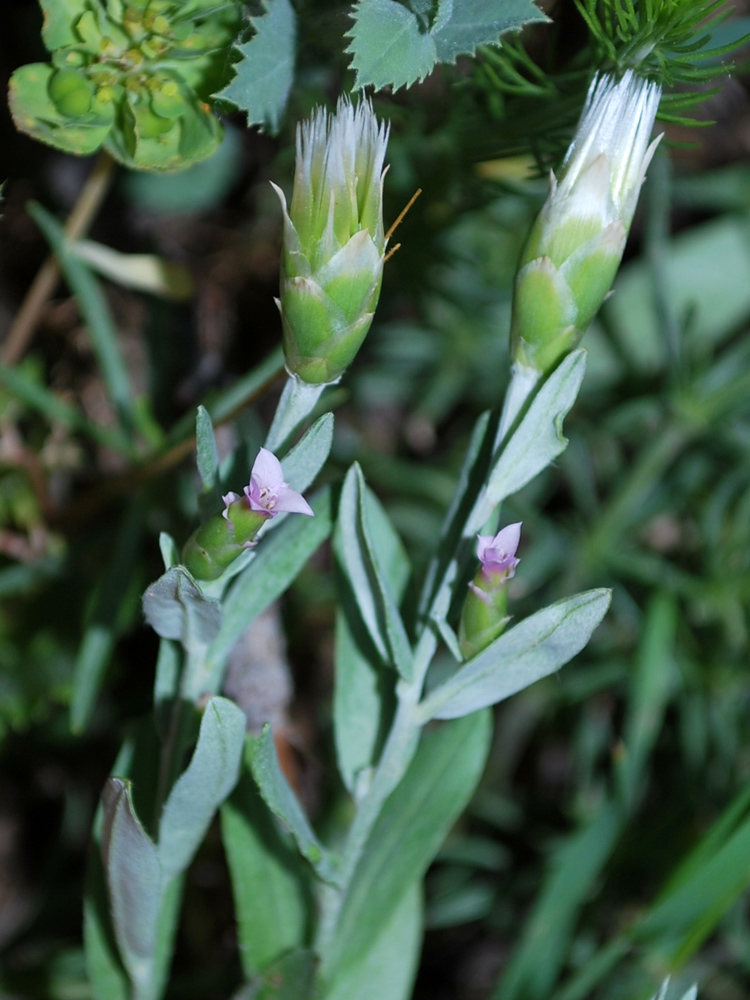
511 70 662 376
9 0 241 171
275 98 390 385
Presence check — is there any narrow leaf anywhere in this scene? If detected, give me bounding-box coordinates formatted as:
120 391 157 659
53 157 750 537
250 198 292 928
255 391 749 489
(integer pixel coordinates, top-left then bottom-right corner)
321 881 422 1000
324 710 491 975
158 696 246 878
100 778 162 991
221 740 310 977
72 239 194 300
421 589 611 721
71 496 145 733
196 405 220 492
29 202 137 434
468 350 587 534
251 724 339 885
334 465 413 679
279 412 334 497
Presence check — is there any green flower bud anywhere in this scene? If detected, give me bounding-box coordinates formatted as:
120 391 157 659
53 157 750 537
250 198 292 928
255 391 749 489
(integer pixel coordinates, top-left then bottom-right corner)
511 71 662 376
48 67 95 117
275 98 390 385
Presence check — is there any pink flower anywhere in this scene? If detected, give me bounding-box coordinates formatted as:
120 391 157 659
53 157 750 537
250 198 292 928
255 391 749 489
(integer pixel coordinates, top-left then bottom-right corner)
476 522 522 582
222 447 314 521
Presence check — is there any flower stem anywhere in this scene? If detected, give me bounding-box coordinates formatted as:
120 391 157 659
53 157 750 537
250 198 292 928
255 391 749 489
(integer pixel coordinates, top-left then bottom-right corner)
264 375 325 453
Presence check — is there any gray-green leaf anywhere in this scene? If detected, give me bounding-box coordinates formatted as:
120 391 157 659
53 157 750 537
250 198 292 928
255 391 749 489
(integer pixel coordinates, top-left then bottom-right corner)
100 778 162 992
142 566 222 646
251 724 339 885
158 696 246 878
323 710 491 975
221 739 310 977
334 465 413 680
421 589 612 721
467 350 587 535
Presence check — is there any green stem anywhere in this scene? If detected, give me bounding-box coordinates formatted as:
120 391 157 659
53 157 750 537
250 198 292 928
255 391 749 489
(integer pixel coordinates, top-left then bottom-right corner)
316 630 436 962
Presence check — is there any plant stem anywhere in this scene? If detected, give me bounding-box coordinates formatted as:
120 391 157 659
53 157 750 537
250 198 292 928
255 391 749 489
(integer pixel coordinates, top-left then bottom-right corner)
264 375 325 453
2 150 115 365
315 628 436 961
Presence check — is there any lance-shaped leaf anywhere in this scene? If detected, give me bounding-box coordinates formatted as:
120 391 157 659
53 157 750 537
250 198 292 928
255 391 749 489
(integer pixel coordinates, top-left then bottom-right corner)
100 779 162 993
158 697 246 879
221 739 310 977
420 589 611 721
278 413 334 498
323 710 491 976
322 881 422 1000
334 481 410 794
142 566 222 646
466 350 587 535
196 405 220 492
251 725 339 885
334 465 413 680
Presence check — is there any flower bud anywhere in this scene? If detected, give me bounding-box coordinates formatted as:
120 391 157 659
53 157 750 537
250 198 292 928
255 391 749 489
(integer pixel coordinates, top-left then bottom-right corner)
274 98 390 385
459 523 521 661
511 71 662 376
182 448 313 581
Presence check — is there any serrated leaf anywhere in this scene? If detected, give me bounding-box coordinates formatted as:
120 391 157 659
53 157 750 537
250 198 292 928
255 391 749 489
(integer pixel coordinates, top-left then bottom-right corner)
347 0 545 92
421 589 611 721
252 724 339 885
432 0 547 63
217 0 296 133
347 0 437 91
158 697 245 878
142 566 222 645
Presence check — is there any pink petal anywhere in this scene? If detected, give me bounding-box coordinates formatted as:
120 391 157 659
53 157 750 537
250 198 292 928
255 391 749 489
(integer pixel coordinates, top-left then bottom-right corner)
222 491 241 519
492 522 522 559
251 447 286 490
476 534 496 563
243 481 268 514
275 485 314 516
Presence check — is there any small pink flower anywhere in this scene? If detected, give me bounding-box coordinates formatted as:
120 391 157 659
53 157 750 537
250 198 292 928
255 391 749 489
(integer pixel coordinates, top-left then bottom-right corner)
476 522 522 582
221 448 314 521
